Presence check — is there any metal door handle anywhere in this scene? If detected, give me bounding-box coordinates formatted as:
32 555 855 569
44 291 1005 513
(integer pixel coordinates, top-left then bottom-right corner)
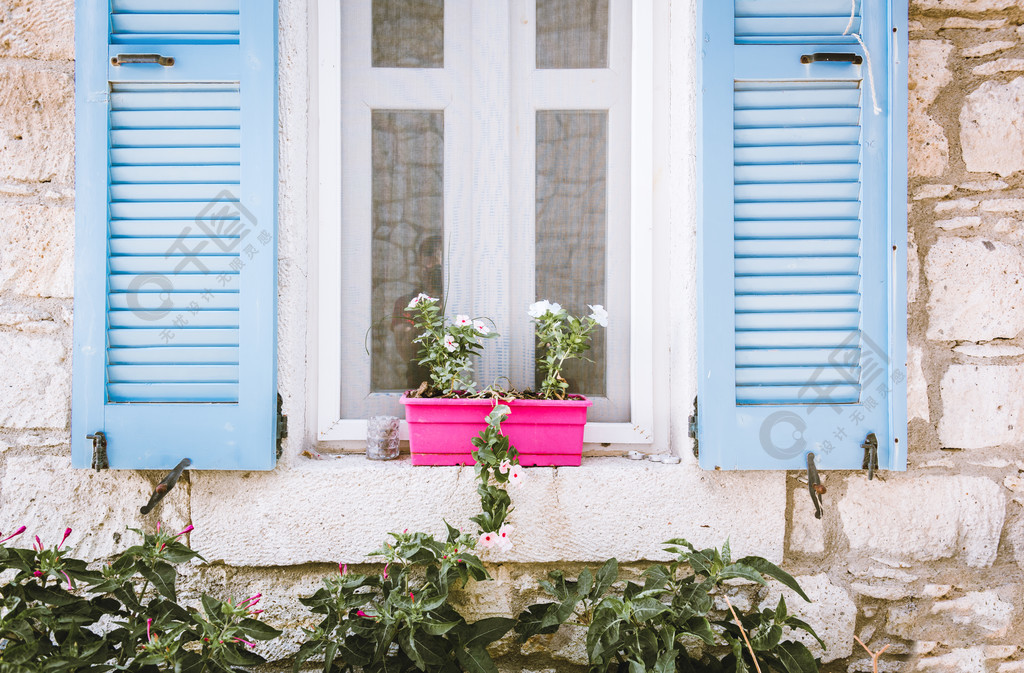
800 52 863 65
111 53 175 67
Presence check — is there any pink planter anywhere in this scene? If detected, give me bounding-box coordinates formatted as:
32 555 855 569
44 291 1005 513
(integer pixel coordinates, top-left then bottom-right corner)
400 395 592 467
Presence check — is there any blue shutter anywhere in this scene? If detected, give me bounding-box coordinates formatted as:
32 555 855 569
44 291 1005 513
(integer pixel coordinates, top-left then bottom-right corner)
697 0 907 470
72 0 278 470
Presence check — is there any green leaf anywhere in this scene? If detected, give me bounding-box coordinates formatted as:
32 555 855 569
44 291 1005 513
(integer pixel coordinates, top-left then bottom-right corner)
776 595 788 623
593 558 618 599
775 641 820 673
239 617 283 640
736 556 811 602
784 616 826 649
420 617 462 636
515 603 561 640
722 539 732 565
138 560 177 600
577 567 593 597
463 617 515 648
454 644 499 673
718 563 768 587
631 597 670 622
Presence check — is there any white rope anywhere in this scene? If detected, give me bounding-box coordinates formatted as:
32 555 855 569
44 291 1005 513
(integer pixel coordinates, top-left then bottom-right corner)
843 0 882 115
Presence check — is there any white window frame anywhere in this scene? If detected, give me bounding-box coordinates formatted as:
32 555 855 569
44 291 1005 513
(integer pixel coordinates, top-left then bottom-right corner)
313 0 656 447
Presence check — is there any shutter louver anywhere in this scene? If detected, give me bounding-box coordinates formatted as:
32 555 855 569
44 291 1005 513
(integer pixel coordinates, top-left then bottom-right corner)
697 0 907 471
72 0 278 470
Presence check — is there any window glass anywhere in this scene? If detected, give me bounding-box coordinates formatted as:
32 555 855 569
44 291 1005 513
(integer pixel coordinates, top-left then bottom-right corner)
372 0 444 68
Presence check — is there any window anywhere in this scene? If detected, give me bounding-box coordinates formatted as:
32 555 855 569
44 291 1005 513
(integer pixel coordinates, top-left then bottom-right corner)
316 0 655 445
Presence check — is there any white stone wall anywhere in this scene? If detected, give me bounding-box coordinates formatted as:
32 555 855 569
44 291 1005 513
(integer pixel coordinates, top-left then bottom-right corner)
2 0 1024 671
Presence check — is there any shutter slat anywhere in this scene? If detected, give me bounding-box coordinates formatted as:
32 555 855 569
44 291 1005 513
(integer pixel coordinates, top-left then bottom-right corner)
736 330 860 349
736 144 861 164
108 310 239 329
734 275 861 294
735 239 860 257
735 294 860 312
736 365 860 386
107 383 239 403
736 311 860 330
111 165 240 183
110 202 243 218
736 384 860 404
109 183 240 201
108 274 240 292
107 346 240 364
108 293 238 310
734 107 861 126
734 127 861 146
108 257 239 274
734 257 860 276
734 220 861 239
112 0 238 11
108 328 239 347
736 347 860 367
111 147 240 165
735 182 860 201
111 109 241 128
735 201 861 219
108 364 239 383
735 88 861 108
110 128 241 147
736 164 860 183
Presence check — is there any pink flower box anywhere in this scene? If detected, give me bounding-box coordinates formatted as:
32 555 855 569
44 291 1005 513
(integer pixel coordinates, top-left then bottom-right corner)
400 395 592 467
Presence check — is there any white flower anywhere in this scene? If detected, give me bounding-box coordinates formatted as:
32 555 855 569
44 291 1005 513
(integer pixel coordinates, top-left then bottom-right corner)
588 304 609 327
497 525 514 551
455 314 471 327
498 459 511 474
528 300 552 319
406 293 434 310
479 532 497 549
549 302 562 314
508 466 523 486
443 334 457 352
473 320 490 335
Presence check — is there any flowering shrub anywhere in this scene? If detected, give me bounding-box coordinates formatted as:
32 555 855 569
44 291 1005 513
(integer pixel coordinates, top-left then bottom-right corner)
405 294 497 394
516 539 822 673
0 524 280 673
529 300 608 399
295 527 514 673
469 405 522 550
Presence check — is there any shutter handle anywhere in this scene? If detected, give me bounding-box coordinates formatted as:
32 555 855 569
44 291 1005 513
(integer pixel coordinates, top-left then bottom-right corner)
800 52 863 65
111 53 175 67
140 458 192 515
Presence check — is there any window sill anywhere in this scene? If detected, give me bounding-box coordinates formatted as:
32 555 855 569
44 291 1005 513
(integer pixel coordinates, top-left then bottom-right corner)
188 456 786 567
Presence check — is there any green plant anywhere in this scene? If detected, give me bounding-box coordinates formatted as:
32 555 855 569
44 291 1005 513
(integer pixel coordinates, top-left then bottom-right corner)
528 300 607 399
516 539 823 673
405 294 497 395
295 526 513 673
0 524 281 673
469 405 522 549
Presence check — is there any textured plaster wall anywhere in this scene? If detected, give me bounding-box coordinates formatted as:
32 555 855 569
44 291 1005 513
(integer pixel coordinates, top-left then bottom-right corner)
2 0 1024 671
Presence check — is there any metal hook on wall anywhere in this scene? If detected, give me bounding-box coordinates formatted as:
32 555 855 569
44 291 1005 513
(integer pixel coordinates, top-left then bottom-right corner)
806 452 826 520
140 458 192 515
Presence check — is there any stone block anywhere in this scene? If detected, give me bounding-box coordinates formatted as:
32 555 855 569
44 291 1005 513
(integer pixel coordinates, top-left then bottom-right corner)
0 331 68 429
916 648 986 673
974 58 1024 75
954 344 1024 357
934 216 981 229
760 574 856 663
190 458 787 566
909 40 953 178
790 488 825 554
0 0 74 60
961 77 1024 177
913 0 1023 9
0 454 190 561
839 475 1004 567
963 41 1017 58
939 365 1024 448
931 591 1014 638
925 238 1024 342
0 203 73 298
0 65 73 185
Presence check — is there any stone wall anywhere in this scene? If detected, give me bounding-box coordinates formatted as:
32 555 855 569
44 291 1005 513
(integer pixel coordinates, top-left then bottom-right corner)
2 1 1024 672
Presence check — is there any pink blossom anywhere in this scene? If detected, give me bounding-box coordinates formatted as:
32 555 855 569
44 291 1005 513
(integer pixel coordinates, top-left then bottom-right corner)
0 526 26 544
409 591 415 602
478 532 497 549
58 528 72 550
233 637 256 648
455 315 471 327
33 570 43 577
34 535 42 551
147 618 154 642
356 610 372 618
473 320 489 335
443 334 457 352
406 293 434 309
508 466 524 486
339 562 347 576
61 570 73 590
382 563 390 580
497 525 514 551
173 525 194 539
238 594 261 609
498 459 511 475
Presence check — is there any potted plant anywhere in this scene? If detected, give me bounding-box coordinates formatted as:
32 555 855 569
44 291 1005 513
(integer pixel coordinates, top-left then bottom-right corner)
400 296 606 466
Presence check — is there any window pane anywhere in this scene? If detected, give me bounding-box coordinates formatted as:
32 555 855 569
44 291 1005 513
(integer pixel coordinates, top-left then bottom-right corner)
535 111 607 396
536 0 609 69
372 0 444 68
371 111 444 392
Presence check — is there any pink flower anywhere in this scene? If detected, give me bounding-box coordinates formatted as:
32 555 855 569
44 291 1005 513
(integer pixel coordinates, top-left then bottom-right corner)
33 570 43 578
146 618 154 642
356 609 372 618
382 563 390 580
498 459 511 475
508 466 524 486
61 570 73 590
406 293 434 309
0 526 26 544
473 320 489 335
173 525 194 539
233 637 256 648
58 528 72 550
497 525 514 551
409 591 415 602
34 535 42 551
339 562 347 576
238 594 262 609
455 315 471 327
443 334 457 352
479 532 497 549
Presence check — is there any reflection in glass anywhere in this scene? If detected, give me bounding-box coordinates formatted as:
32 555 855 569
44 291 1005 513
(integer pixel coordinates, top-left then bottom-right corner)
536 0 609 69
372 0 444 68
535 111 608 395
371 110 444 392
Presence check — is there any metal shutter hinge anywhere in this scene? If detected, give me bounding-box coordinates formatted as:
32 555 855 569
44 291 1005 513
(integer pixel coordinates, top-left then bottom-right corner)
276 393 288 460
141 458 191 515
86 431 108 471
861 432 879 480
687 396 699 458
806 452 825 520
